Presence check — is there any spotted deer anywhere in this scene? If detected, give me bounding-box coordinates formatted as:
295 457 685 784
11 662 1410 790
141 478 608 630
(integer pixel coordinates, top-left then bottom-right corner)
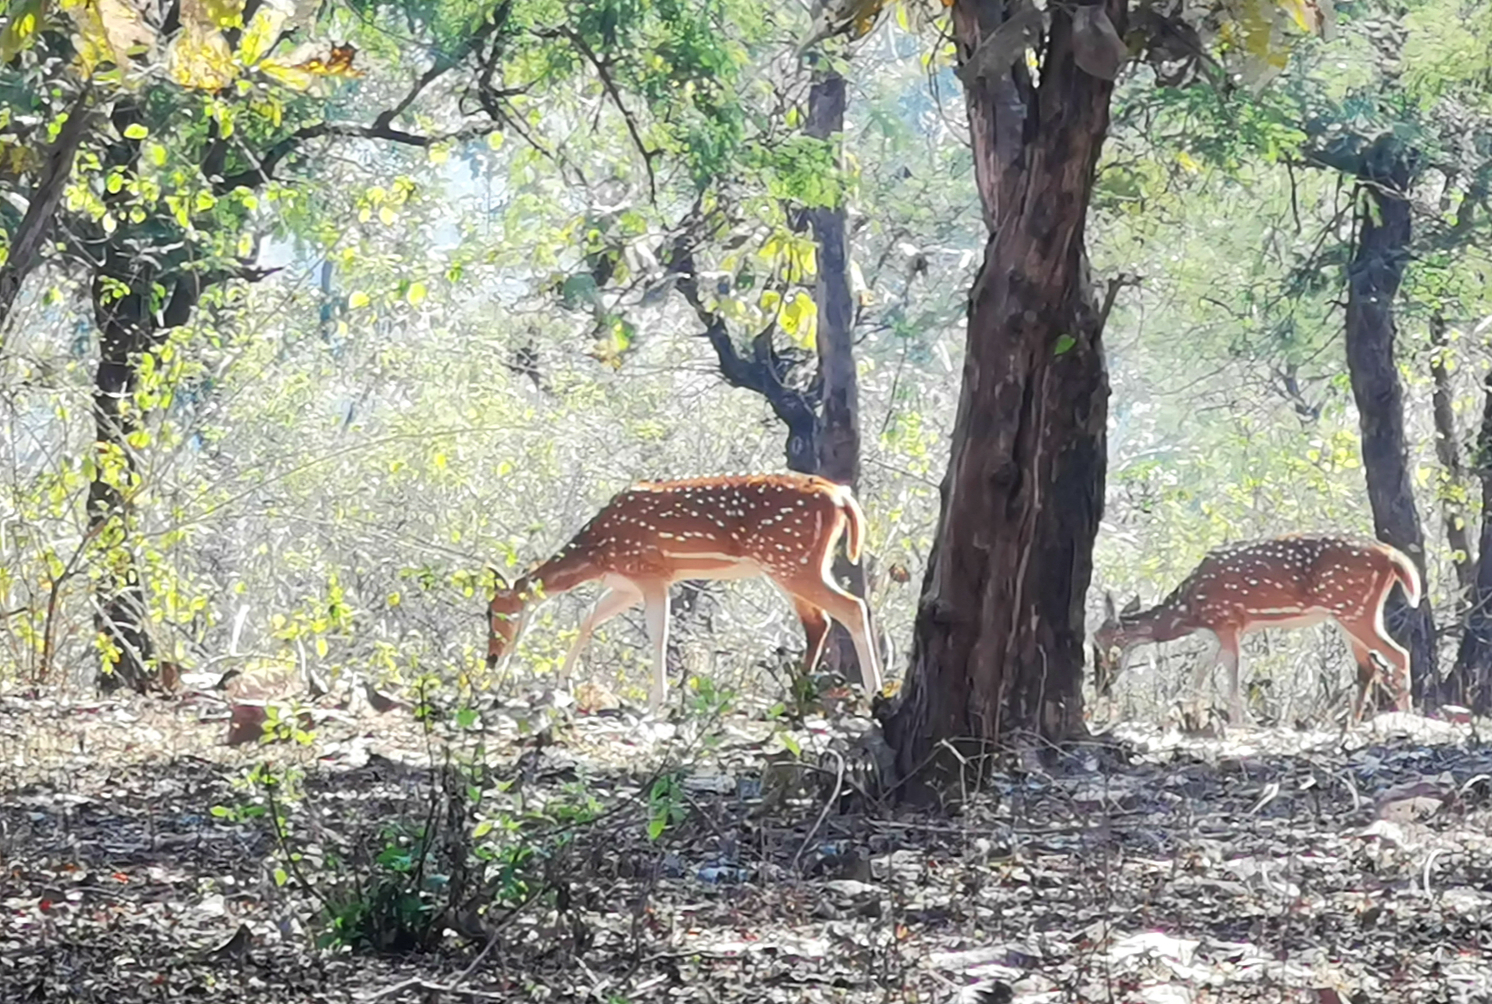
1092 535 1422 723
486 473 883 711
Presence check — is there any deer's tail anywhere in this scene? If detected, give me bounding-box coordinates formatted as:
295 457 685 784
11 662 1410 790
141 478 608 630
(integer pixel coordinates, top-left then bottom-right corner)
1386 545 1422 608
831 484 866 563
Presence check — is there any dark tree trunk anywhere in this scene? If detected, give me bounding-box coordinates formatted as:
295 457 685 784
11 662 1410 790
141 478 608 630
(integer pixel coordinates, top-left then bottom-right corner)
1428 314 1474 613
1450 369 1492 712
882 0 1122 781
804 60 875 690
88 254 218 692
89 272 161 693
1342 139 1438 711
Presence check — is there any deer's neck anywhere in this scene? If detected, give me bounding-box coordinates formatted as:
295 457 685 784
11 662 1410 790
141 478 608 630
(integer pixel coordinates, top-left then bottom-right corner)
516 545 603 603
1121 597 1197 646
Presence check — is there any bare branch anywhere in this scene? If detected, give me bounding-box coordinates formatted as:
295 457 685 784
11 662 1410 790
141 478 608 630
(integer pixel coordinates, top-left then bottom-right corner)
666 227 818 443
553 26 658 203
217 3 514 192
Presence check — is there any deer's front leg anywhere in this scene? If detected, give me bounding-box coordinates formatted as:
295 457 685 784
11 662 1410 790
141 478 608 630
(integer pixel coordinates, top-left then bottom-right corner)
640 582 672 713
560 584 643 689
1212 626 1244 724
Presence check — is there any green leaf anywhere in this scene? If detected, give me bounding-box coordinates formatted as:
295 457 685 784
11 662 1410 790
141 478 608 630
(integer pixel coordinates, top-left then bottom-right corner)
123 123 149 140
1053 334 1077 356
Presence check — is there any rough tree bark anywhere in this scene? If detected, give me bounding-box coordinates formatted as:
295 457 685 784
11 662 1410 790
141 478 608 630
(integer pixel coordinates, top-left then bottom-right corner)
88 254 229 692
1428 314 1474 614
1342 137 1438 710
803 57 875 690
1450 369 1492 712
882 0 1123 781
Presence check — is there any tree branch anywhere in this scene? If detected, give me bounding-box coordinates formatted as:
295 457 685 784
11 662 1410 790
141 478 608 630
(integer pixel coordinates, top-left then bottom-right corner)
553 26 658 203
667 229 818 438
217 4 514 192
217 118 503 191
0 87 96 336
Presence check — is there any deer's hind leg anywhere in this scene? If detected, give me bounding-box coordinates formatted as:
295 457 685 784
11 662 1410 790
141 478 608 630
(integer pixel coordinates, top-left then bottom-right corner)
1341 613 1411 720
1202 625 1246 724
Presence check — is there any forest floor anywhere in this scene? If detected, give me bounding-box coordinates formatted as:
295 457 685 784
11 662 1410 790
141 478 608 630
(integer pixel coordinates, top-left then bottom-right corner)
0 683 1489 1004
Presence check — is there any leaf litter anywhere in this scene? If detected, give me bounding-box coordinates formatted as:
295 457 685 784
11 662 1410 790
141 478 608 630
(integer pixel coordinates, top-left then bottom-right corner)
0 688 1489 1003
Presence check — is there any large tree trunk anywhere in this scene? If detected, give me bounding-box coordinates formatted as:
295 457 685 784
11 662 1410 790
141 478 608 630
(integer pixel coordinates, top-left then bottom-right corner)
1343 139 1438 711
89 271 162 693
804 58 875 690
88 252 220 692
882 0 1121 782
1449 368 1492 712
1428 314 1474 614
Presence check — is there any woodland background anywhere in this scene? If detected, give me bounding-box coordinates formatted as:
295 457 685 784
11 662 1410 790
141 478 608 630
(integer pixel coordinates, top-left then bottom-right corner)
2 0 1489 720
2 1 1492 1000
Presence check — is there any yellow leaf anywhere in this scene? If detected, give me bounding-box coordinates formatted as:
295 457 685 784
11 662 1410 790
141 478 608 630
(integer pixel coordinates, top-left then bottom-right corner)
277 41 363 78
168 0 236 90
204 0 245 26
237 0 290 65
0 0 45 62
1277 0 1316 34
406 281 427 306
64 0 156 77
780 290 818 349
257 59 315 90
348 290 370 308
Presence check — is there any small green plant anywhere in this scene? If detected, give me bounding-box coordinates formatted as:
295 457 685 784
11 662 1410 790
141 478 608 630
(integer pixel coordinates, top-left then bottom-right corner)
686 673 738 720
211 761 300 826
645 773 688 840
262 702 316 745
315 818 450 952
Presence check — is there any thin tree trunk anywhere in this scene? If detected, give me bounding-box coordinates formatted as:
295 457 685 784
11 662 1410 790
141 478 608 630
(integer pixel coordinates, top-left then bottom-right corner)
1450 367 1492 712
1428 313 1474 614
1343 138 1438 711
804 57 875 691
883 0 1122 788
0 89 94 335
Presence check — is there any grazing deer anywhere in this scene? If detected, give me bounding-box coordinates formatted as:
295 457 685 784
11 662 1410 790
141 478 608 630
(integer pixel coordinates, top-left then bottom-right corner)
1092 534 1422 723
486 473 883 712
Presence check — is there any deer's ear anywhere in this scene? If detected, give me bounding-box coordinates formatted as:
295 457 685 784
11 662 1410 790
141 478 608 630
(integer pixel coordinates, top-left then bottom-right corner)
1121 595 1142 617
1103 591 1118 623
